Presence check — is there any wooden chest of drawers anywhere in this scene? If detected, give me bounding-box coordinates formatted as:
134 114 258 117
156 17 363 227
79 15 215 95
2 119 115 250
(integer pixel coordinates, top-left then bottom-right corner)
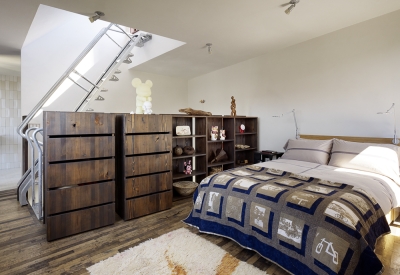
115 114 172 220
43 112 116 241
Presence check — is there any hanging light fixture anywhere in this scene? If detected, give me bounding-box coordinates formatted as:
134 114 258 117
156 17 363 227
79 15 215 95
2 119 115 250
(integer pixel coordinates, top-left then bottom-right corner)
206 43 212 54
88 11 105 23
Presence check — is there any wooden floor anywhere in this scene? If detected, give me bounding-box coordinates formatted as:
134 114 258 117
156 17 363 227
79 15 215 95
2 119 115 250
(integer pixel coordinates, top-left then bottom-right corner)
0 189 399 275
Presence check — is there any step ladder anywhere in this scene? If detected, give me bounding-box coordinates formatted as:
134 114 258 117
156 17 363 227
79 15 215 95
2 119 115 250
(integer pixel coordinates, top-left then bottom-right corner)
16 23 152 221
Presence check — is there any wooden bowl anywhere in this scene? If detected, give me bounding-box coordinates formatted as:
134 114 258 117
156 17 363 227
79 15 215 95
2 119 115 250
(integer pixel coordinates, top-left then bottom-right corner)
173 181 199 196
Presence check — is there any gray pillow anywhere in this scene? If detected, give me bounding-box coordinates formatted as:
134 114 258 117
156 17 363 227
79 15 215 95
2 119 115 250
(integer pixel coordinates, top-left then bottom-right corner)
328 139 399 181
281 139 333 165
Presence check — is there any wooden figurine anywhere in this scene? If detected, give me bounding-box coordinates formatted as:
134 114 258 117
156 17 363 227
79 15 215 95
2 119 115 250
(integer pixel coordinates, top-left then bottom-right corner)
231 96 236 117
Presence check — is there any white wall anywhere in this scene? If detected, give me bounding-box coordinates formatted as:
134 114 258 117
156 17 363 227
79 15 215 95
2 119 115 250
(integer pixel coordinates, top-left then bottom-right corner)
89 67 188 114
21 6 111 117
188 10 400 151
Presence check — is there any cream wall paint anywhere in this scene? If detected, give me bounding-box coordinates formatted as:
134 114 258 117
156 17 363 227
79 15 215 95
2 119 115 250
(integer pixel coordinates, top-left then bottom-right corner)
188 10 400 151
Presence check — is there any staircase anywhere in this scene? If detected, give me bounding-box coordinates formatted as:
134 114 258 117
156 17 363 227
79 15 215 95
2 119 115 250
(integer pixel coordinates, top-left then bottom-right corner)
16 23 152 221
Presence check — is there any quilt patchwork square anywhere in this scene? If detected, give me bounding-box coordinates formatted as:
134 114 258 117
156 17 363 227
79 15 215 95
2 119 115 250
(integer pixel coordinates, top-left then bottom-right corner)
277 213 308 255
250 202 273 239
226 196 246 226
304 184 336 196
312 227 352 274
206 191 224 218
256 184 288 202
286 191 323 214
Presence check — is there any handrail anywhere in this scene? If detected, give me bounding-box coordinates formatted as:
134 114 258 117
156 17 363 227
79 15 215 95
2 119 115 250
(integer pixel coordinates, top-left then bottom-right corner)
32 128 44 220
25 127 39 204
17 23 113 140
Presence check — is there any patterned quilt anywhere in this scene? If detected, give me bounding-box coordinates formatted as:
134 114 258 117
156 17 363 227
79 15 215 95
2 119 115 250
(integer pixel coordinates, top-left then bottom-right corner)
183 165 390 275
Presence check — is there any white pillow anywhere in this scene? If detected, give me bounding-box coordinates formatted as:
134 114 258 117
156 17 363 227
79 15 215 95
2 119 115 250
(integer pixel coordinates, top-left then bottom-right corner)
281 139 333 165
328 139 399 181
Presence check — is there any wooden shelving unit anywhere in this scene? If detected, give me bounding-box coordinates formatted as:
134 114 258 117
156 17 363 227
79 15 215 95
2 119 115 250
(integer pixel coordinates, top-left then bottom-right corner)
115 114 173 220
171 115 258 189
171 115 207 200
43 111 116 241
234 117 258 167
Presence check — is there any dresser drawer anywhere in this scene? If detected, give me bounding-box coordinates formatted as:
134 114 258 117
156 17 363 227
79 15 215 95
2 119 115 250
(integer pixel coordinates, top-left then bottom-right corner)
125 114 172 133
46 136 114 162
124 154 171 177
46 158 115 188
47 203 115 241
44 112 115 136
124 190 172 220
125 173 171 198
125 134 171 155
46 181 115 215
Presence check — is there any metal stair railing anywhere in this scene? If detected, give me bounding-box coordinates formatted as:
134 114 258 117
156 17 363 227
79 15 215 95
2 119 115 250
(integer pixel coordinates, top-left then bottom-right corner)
16 23 152 220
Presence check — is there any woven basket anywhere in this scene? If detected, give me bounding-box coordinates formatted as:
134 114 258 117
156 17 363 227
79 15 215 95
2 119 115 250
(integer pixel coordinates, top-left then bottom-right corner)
173 181 198 196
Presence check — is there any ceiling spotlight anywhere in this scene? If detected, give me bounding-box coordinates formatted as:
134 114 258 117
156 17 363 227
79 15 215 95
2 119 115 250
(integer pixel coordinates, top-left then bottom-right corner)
285 5 295 14
95 95 105 101
89 11 105 23
86 108 94 112
284 0 299 15
100 89 108 92
123 57 132 64
114 69 121 74
128 53 134 57
206 43 212 54
110 75 119 81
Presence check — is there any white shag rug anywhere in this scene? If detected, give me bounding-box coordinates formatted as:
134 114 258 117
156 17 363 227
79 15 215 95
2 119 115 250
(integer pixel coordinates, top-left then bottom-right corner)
87 227 268 275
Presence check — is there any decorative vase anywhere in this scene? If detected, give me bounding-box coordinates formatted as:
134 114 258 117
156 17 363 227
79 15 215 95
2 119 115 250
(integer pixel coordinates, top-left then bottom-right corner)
174 145 183 156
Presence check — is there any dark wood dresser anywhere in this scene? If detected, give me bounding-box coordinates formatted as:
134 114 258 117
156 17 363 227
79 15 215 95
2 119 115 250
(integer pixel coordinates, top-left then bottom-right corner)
43 111 116 241
115 114 173 220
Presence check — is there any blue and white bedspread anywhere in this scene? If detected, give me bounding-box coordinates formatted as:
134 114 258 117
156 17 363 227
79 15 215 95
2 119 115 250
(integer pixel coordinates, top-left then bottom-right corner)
184 164 390 275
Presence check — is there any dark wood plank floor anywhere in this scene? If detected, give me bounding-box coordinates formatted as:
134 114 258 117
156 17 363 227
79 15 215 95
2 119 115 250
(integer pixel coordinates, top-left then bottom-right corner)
0 189 399 275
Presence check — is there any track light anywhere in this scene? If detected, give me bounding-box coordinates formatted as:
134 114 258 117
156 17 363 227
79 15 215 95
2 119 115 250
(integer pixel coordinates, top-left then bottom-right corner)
110 75 119 81
285 5 295 14
206 43 212 54
95 95 105 101
123 57 132 64
89 11 105 23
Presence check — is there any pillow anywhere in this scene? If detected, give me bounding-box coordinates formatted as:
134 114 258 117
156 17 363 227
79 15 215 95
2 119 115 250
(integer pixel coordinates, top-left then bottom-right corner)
328 139 399 181
281 139 333 165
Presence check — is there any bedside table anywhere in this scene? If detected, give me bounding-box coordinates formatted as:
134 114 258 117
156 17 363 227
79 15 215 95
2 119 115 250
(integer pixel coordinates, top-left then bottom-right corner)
254 151 284 163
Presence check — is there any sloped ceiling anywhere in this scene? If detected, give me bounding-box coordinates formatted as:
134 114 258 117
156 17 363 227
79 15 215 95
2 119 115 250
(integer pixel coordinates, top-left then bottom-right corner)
1 0 400 78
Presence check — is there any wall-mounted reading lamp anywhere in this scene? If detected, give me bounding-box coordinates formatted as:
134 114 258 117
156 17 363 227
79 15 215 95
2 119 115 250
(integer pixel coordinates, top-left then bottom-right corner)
273 109 300 139
377 103 399 145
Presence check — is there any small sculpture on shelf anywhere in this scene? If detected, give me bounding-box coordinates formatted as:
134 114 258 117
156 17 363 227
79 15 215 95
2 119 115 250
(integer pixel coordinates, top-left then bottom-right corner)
231 96 236 117
239 124 245 133
174 145 183 156
183 160 192 175
220 129 226 140
211 126 218 141
179 108 212 116
142 101 152 114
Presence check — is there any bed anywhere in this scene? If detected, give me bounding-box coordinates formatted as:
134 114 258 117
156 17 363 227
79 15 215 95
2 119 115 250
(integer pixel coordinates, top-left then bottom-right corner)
184 136 400 275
